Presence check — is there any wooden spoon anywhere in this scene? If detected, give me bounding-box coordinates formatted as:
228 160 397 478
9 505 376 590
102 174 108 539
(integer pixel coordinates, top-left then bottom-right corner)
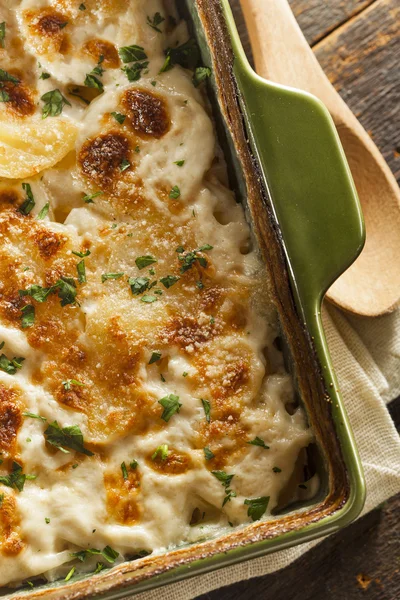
240 0 400 316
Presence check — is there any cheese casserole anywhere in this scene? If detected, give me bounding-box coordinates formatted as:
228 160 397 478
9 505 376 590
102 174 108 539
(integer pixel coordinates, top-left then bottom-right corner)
0 0 314 588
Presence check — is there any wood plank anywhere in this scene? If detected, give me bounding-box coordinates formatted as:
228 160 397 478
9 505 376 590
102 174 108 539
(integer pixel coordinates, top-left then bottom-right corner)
289 0 375 46
314 0 400 181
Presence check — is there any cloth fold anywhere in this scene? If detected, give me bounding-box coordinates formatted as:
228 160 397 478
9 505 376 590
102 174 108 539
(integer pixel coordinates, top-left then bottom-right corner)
132 304 400 600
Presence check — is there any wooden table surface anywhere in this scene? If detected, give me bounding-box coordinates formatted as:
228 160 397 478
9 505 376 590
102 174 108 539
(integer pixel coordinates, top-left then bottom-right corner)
197 1 400 599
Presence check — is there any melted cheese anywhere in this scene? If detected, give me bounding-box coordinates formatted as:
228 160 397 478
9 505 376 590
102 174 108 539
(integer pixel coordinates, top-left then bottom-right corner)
0 0 314 588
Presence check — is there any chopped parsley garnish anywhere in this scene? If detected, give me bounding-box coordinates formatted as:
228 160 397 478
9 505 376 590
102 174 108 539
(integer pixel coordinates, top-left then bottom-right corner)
44 421 94 456
41 89 71 118
201 399 211 423
21 304 35 329
169 185 181 199
212 470 236 506
244 496 270 521
141 295 157 303
62 379 85 390
151 80 157 87
159 39 200 74
56 277 78 306
135 255 157 270
72 249 91 258
147 12 165 33
65 567 75 582
121 461 128 480
0 493 4 506
111 112 126 124
247 437 270 450
149 351 162 364
129 276 150 295
204 447 215 460
177 244 213 274
79 3 86 10
0 68 19 84
0 350 25 375
174 160 185 167
119 158 130 171
39 72 51 80
122 61 149 82
159 394 182 422
152 444 169 461
272 466 282 473
119 45 148 63
0 461 36 492
19 183 35 215
23 412 47 422
193 66 211 87
0 22 5 48
196 280 204 290
84 73 103 91
83 191 102 203
76 260 86 283
159 275 180 289
37 202 49 219
182 372 188 377
130 460 138 470
45 517 50 524
160 373 166 382
19 284 53 303
71 545 119 564
134 145 140 153
101 272 124 283
94 562 104 574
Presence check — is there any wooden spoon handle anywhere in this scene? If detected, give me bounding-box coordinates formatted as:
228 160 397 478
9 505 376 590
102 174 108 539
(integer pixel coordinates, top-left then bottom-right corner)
239 0 347 119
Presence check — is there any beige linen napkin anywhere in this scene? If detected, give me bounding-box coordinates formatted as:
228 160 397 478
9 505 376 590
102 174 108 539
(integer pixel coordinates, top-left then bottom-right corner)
132 304 400 600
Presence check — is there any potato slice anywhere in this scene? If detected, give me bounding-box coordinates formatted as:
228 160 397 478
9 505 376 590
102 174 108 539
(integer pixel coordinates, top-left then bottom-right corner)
0 117 78 179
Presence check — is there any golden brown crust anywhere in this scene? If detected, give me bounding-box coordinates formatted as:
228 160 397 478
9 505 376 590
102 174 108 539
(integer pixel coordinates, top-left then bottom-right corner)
0 494 25 557
78 132 131 191
0 386 22 458
104 468 141 525
81 38 120 68
121 89 170 139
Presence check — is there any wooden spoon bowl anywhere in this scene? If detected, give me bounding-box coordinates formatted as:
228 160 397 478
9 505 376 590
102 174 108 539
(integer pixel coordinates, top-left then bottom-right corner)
240 0 400 316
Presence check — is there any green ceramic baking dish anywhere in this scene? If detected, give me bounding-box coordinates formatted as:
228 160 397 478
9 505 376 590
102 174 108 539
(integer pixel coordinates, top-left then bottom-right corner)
4 1 365 598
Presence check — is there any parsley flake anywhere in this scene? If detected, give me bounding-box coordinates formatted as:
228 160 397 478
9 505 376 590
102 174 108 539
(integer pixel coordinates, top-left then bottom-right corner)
19 183 35 215
141 294 157 303
272 467 282 473
147 12 165 33
247 436 270 450
129 276 150 295
76 260 86 283
193 66 211 87
41 89 71 118
169 185 180 199
159 394 182 422
244 496 270 521
45 517 50 524
122 61 149 82
101 272 124 283
22 412 47 422
0 351 25 375
119 158 130 171
159 39 200 74
37 202 50 219
83 191 102 203
121 462 128 480
119 45 147 63
204 447 215 460
79 3 86 10
212 470 234 488
130 459 138 469
44 421 94 456
152 444 169 461
159 275 180 289
62 379 85 390
72 249 91 258
149 351 162 364
39 72 51 80
0 461 35 492
201 399 211 423
0 22 5 48
21 304 35 329
135 255 157 270
84 73 103 91
174 160 185 167
111 111 126 124
65 567 75 582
